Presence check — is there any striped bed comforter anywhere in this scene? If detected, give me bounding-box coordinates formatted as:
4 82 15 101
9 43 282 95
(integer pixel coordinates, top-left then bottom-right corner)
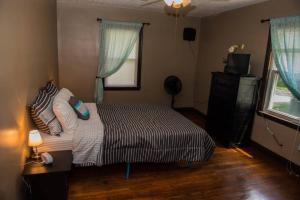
97 104 215 165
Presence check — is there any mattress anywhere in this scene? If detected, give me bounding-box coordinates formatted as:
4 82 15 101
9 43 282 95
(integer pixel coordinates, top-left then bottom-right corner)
97 104 216 165
37 131 73 153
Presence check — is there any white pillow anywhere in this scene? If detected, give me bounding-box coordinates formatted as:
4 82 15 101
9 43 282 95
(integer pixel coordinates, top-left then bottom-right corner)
53 88 78 134
56 88 73 101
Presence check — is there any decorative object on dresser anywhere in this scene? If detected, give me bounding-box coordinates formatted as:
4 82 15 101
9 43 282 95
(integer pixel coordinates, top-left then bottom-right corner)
223 44 251 75
206 72 260 147
22 151 72 200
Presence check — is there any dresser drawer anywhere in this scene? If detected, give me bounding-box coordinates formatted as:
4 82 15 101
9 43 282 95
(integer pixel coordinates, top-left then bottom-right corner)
213 76 239 88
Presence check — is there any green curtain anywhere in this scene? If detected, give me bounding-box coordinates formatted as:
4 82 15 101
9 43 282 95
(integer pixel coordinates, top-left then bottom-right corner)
271 16 300 100
95 20 143 103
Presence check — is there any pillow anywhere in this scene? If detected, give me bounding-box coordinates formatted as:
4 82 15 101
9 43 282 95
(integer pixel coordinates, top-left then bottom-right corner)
69 96 90 120
44 81 58 97
55 88 73 101
30 88 62 136
53 88 78 134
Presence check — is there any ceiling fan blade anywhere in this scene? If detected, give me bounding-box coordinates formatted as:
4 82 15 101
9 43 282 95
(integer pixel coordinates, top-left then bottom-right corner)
141 0 163 7
191 0 231 7
181 5 197 17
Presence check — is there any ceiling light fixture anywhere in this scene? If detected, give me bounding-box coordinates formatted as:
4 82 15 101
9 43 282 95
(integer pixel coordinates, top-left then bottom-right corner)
163 0 191 9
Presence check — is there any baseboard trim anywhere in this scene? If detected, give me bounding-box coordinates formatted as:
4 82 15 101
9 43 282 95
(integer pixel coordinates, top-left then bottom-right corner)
251 141 300 171
174 107 207 119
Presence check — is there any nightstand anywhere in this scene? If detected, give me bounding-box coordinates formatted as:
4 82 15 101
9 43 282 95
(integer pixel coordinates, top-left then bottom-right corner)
23 150 73 200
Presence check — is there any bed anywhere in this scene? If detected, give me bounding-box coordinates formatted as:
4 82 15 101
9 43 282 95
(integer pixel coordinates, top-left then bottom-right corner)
98 104 215 165
38 103 215 176
38 131 73 153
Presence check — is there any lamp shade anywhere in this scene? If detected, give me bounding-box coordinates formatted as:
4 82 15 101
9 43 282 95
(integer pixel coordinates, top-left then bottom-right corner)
164 0 173 6
174 0 182 4
28 130 43 147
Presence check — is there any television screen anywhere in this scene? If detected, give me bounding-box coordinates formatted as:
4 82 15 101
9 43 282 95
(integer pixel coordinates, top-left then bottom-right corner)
225 54 251 75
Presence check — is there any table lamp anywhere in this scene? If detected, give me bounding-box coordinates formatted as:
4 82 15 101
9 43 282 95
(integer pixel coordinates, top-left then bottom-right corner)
28 130 43 160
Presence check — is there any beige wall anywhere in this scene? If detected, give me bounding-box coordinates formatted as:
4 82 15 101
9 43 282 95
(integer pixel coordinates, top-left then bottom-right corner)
194 0 300 165
0 0 58 199
57 1 200 107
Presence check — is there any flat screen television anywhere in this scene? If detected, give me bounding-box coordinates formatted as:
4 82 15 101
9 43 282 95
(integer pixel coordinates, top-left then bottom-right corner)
224 53 251 75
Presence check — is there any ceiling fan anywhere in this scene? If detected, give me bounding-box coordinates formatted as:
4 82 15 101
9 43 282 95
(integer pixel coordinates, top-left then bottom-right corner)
141 0 231 9
142 0 191 9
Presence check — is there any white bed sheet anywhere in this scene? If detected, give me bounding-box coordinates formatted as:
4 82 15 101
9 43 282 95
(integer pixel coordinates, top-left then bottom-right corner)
72 103 104 165
37 132 73 152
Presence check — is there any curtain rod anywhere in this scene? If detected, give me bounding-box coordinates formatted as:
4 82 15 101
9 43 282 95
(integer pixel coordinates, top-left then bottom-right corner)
261 18 270 23
97 18 150 26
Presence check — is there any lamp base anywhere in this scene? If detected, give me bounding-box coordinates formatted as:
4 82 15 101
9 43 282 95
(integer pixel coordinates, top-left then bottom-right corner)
31 153 41 160
31 147 41 160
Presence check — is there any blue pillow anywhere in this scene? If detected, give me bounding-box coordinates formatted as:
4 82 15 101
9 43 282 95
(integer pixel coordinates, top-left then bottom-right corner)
69 96 90 120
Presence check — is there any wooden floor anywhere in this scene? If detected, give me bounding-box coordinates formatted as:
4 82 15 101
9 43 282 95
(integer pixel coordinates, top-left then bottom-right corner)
68 110 300 200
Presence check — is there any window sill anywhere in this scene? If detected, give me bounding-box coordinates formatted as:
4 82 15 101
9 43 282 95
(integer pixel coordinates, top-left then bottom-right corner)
257 110 300 130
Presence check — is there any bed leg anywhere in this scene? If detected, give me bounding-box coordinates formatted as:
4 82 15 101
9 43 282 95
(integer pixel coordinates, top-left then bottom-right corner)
188 161 193 168
125 162 131 180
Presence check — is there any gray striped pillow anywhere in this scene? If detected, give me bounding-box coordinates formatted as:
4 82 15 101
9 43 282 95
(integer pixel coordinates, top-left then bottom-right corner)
30 90 50 134
31 83 62 136
44 81 58 97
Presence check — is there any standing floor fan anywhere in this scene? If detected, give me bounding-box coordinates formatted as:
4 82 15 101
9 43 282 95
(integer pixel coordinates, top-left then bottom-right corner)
164 76 182 108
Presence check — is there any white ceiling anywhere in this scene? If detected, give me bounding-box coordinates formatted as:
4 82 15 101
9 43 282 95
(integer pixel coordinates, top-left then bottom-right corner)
59 0 269 17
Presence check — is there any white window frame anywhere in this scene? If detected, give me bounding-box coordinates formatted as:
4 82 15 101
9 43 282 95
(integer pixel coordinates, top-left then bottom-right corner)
262 53 300 124
103 30 142 91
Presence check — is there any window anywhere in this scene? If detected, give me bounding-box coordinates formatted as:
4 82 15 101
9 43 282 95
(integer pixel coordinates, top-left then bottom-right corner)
103 30 143 90
260 33 300 126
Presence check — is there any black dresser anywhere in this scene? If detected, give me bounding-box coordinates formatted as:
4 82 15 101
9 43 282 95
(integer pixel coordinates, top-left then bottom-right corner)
206 72 259 147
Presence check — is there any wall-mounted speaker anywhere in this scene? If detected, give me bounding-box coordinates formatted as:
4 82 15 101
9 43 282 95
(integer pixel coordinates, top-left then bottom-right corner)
183 28 196 41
